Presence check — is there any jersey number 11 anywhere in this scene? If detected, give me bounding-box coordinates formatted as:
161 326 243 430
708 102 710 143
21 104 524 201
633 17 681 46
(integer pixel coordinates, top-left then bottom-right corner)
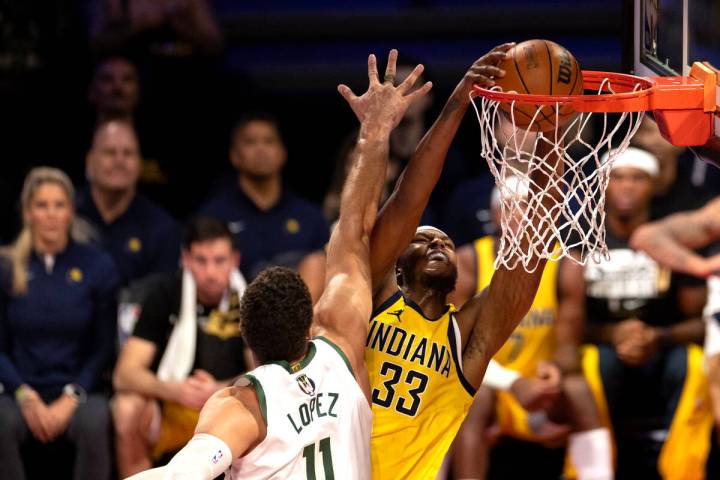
303 437 334 479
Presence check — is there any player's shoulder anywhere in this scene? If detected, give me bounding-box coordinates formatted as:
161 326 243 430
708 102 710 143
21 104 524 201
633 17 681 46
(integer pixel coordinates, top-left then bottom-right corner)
372 289 404 318
196 385 266 450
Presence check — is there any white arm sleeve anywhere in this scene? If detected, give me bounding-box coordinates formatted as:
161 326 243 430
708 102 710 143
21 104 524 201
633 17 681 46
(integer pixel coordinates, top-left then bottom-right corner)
125 433 233 480
704 276 720 358
705 314 720 358
482 359 521 391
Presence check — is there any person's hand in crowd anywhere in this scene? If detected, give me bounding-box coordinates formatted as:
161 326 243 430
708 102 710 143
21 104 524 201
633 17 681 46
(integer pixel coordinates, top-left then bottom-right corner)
169 369 222 410
510 361 562 412
614 319 663 366
18 388 58 443
612 318 646 365
454 43 515 99
186 369 223 404
46 394 79 440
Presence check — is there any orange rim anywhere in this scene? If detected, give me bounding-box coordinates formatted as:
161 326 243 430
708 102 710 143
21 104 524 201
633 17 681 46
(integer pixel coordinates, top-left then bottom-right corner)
472 70 655 112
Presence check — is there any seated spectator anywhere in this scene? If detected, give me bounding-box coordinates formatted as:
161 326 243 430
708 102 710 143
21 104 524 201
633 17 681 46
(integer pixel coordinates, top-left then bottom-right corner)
450 179 612 480
199 113 328 301
0 167 119 480
112 217 251 478
77 120 180 287
558 148 713 479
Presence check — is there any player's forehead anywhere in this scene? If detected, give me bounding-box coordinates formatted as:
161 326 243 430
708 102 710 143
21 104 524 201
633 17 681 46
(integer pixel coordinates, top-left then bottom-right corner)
414 226 452 243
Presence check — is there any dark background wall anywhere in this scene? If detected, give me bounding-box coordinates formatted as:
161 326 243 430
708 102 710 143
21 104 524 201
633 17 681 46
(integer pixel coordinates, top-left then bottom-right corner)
0 0 624 241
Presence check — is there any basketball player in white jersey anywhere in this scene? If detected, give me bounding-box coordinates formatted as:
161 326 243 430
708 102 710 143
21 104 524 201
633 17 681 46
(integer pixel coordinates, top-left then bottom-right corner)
125 49 432 480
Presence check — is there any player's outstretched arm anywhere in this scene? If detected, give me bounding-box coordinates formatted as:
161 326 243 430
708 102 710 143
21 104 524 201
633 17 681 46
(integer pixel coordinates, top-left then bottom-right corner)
630 196 720 277
369 44 514 301
457 141 564 388
312 50 432 384
124 387 262 480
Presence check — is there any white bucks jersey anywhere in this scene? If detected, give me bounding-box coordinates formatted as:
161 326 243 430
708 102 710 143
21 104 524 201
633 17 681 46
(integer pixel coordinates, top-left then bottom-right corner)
227 337 372 480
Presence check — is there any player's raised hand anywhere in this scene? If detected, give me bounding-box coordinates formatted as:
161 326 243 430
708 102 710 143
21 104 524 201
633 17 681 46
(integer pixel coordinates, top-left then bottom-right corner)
456 42 515 98
337 49 433 131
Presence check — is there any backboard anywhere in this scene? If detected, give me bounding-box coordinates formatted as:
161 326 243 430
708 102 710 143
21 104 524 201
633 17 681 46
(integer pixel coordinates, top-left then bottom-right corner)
630 0 720 150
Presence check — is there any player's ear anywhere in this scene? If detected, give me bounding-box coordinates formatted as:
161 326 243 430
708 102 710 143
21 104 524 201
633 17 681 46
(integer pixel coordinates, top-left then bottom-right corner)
395 266 404 287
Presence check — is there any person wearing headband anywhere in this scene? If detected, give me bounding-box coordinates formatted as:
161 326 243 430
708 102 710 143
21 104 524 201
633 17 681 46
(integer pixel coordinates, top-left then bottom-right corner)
558 146 713 478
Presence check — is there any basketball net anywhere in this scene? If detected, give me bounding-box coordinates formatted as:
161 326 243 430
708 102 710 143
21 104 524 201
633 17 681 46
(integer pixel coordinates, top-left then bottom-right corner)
470 80 645 272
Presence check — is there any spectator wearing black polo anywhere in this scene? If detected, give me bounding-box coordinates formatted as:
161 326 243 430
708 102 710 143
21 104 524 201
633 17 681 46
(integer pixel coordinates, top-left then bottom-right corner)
76 120 180 287
199 113 328 302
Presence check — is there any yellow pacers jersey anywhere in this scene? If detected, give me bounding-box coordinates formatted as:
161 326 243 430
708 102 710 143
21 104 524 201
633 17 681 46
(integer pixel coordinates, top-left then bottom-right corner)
366 291 475 480
475 236 557 376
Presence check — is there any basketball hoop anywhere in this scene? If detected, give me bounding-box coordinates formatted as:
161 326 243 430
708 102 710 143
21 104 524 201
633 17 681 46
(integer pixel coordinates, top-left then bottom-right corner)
471 63 718 272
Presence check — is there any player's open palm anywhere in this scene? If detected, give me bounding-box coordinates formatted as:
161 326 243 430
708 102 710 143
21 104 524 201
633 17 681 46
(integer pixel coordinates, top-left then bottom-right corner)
338 49 432 130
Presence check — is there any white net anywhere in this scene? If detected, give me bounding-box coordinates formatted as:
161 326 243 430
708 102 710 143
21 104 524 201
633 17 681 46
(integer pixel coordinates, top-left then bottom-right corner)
470 82 646 272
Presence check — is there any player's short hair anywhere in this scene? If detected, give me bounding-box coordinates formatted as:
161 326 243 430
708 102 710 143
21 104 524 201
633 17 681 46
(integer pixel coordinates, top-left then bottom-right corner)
230 112 282 145
240 266 313 364
182 217 235 250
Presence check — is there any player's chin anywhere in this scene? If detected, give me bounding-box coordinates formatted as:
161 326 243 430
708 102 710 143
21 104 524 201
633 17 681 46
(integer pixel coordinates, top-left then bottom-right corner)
421 267 457 293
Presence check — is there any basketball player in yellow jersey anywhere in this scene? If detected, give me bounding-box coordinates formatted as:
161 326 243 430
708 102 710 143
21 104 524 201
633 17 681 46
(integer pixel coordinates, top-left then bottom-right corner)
450 179 612 480
351 42 564 479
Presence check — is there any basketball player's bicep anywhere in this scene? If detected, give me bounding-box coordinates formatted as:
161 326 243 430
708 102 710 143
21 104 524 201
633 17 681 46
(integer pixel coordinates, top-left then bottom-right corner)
369 192 423 291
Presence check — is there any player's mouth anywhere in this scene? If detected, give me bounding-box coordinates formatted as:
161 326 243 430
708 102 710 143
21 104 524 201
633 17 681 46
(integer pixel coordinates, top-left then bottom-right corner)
427 251 447 262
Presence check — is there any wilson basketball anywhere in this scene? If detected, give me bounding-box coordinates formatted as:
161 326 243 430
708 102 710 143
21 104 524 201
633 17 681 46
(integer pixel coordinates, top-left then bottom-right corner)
495 39 583 132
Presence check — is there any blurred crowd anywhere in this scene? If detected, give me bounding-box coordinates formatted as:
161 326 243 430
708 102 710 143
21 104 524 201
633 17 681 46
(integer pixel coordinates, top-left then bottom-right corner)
2 1 720 479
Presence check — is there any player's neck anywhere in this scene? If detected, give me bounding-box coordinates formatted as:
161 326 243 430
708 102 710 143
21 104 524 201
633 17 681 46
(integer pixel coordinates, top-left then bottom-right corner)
239 173 282 211
402 285 448 319
91 186 136 224
607 211 649 239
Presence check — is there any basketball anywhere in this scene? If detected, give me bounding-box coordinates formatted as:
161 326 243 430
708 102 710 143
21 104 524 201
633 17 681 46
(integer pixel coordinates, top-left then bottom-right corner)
494 39 583 132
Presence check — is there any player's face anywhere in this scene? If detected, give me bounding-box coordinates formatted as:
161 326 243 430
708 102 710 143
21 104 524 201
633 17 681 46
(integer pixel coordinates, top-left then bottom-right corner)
183 238 240 306
26 183 73 248
86 122 141 192
231 121 287 178
89 59 139 116
606 167 654 218
400 229 458 291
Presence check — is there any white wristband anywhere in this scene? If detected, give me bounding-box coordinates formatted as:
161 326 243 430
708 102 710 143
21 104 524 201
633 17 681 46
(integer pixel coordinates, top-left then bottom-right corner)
482 359 521 391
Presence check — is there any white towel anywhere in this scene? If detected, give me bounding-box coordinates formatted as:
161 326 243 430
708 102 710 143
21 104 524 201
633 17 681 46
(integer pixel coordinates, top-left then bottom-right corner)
157 268 247 382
